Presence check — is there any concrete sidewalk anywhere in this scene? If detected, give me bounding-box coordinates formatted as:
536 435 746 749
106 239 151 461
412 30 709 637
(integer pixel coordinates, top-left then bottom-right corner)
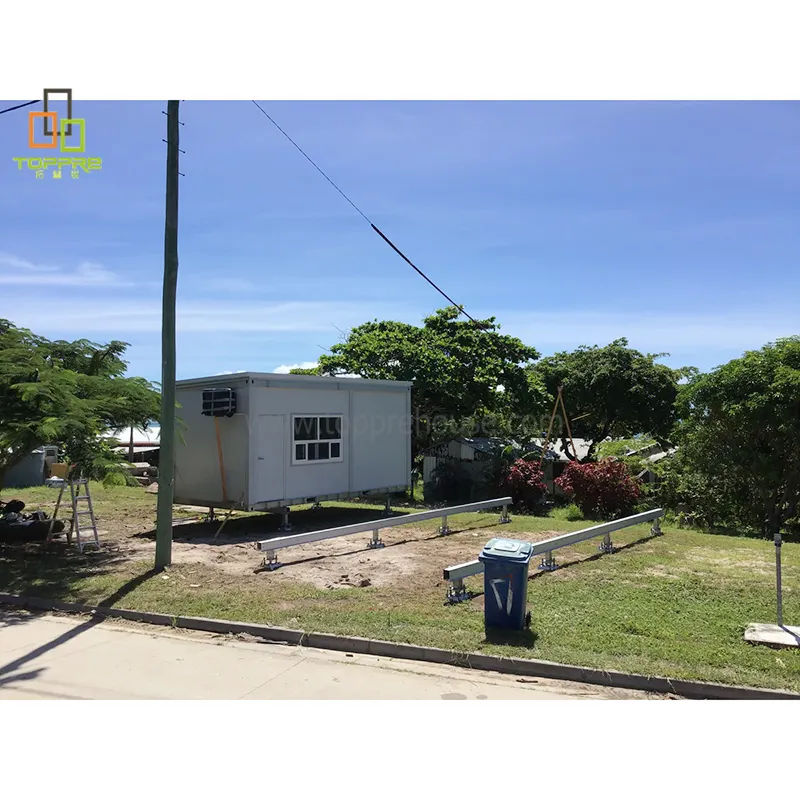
0 610 664 700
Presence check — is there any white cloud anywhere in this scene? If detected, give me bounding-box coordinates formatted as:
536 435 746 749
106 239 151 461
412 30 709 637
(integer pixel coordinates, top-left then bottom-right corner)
0 252 59 273
273 363 363 379
273 362 319 374
7 299 420 334
0 253 128 286
5 291 797 375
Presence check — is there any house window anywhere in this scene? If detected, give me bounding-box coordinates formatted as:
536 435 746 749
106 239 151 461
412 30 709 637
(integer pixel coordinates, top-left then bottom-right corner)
292 415 343 464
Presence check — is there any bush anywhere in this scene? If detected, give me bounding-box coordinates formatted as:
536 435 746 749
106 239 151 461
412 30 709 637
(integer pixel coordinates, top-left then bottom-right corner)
555 459 641 519
102 470 128 488
564 503 584 521
654 454 734 530
503 458 547 513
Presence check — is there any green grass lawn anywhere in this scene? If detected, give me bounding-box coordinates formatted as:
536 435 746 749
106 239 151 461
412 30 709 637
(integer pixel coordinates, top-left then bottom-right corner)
1 484 799 692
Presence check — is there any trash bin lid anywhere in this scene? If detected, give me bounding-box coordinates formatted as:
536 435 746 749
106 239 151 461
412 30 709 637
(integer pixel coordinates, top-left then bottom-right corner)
479 537 533 563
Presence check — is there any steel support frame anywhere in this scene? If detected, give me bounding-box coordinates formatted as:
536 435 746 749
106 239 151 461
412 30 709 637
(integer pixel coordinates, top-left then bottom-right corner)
443 508 666 601
257 497 513 554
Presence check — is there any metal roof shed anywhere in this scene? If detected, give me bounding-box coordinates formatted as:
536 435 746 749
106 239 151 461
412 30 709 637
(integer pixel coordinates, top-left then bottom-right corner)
173 372 412 511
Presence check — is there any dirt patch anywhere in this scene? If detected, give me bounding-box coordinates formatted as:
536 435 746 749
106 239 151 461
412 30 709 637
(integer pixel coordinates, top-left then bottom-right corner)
640 565 685 581
98 520 569 592
685 547 773 575
115 524 486 590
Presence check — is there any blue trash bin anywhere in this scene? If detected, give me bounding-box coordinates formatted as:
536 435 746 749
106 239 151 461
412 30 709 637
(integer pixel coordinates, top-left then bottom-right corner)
479 538 533 631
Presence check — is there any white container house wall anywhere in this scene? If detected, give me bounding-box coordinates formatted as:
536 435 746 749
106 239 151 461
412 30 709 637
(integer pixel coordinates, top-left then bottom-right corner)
173 372 412 510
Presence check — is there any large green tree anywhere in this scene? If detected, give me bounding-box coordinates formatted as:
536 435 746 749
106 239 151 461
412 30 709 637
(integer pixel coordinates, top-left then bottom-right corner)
0 319 160 485
531 338 691 462
673 337 800 537
317 306 547 456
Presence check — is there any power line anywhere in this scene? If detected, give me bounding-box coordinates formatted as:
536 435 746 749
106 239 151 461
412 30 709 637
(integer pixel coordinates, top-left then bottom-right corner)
0 100 40 116
251 100 481 327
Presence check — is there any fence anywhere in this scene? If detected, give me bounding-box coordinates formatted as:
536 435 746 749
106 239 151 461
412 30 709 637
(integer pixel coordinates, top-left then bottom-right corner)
443 508 665 602
256 497 513 570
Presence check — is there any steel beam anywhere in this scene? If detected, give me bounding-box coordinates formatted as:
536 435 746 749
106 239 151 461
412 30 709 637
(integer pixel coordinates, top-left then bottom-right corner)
257 497 513 553
442 508 666 586
442 560 483 582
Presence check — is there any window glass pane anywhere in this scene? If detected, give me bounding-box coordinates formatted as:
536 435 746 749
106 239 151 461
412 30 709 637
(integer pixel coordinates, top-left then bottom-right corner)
294 417 317 441
295 444 306 460
319 416 341 440
330 442 341 459
308 442 319 460
317 442 330 460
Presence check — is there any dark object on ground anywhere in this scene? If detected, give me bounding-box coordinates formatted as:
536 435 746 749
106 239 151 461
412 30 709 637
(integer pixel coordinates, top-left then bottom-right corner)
0 499 65 541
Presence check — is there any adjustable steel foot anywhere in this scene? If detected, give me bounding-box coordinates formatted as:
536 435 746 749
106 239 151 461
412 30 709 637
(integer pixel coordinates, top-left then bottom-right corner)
446 580 472 604
538 553 558 571
367 530 384 549
499 505 511 524
261 550 281 571
599 535 615 554
650 519 663 537
438 515 451 535
278 508 292 532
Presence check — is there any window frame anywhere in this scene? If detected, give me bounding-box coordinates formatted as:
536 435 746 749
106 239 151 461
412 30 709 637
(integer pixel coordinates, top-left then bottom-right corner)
291 414 344 465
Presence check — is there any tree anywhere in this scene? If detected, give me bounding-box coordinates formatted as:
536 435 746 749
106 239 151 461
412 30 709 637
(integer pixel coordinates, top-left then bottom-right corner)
530 338 690 462
289 366 321 375
674 337 800 537
0 319 161 486
317 306 547 457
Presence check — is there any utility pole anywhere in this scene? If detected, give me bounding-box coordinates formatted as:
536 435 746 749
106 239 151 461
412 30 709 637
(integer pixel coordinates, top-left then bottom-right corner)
155 100 180 570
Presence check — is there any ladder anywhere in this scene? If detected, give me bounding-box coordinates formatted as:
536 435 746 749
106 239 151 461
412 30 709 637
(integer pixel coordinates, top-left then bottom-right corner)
69 477 101 552
47 473 101 552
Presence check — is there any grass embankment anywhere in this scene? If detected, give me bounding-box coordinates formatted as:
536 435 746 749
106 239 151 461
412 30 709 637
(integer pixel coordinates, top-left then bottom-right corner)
1 484 798 692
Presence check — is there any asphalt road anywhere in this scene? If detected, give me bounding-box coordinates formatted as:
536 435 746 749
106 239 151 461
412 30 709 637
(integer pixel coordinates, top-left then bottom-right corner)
0 609 664 700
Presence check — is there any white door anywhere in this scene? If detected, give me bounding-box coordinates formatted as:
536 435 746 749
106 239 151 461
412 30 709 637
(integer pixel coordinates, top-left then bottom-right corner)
255 414 286 504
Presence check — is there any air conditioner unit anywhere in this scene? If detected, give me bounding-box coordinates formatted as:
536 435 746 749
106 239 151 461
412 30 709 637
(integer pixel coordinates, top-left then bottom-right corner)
201 387 237 417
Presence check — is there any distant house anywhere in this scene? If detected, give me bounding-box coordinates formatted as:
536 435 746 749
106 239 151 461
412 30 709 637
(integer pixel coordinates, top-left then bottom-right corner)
624 443 677 484
421 436 594 497
106 426 161 465
2 445 61 489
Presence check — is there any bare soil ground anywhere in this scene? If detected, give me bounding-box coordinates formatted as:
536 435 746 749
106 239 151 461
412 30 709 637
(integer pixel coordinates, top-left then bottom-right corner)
102 512 567 592
17 487 568 592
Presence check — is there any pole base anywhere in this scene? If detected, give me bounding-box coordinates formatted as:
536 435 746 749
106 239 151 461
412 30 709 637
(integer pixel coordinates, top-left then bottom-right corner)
744 622 800 649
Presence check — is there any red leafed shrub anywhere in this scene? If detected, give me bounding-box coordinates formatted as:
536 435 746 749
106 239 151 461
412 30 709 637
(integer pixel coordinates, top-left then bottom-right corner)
555 459 641 519
503 458 547 512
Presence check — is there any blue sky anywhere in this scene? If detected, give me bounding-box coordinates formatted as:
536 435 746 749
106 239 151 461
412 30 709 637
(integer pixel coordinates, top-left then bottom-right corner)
1 100 798 382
